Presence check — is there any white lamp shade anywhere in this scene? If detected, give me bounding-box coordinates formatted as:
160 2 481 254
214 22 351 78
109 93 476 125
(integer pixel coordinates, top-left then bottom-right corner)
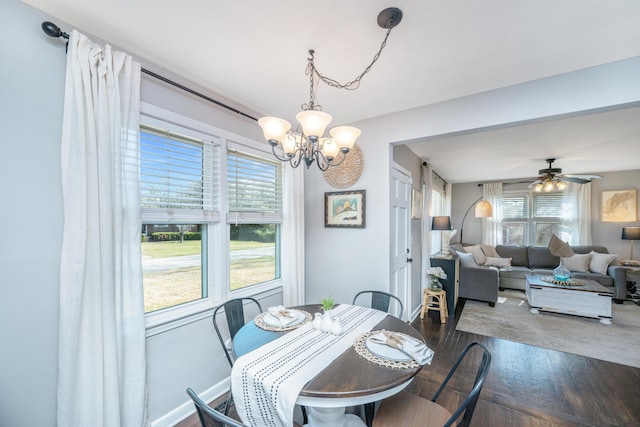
296 110 332 139
258 117 291 142
321 138 340 158
329 126 361 150
474 200 493 217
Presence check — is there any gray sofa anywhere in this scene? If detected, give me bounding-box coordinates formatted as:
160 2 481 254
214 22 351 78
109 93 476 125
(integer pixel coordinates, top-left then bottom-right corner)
451 244 628 306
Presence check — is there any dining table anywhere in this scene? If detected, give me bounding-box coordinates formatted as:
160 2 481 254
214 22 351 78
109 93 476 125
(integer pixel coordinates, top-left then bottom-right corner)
230 303 428 427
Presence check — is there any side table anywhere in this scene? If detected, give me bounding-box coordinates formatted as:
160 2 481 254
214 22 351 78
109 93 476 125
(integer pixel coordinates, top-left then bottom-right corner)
429 255 459 318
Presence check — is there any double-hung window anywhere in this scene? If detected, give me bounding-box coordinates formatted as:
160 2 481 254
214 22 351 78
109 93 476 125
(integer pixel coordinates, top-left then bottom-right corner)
500 191 564 246
139 122 220 315
226 147 283 291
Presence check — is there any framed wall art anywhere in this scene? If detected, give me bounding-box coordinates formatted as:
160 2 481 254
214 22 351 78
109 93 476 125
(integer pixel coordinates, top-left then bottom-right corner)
325 190 366 228
601 189 637 222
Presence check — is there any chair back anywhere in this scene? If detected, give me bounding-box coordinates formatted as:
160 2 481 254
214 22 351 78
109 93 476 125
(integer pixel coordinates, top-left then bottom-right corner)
352 290 404 319
186 387 247 427
434 341 491 427
213 297 262 366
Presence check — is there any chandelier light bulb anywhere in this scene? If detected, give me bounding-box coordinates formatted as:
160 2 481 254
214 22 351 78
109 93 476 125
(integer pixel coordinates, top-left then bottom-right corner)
257 117 291 144
281 134 298 156
320 138 340 159
329 126 361 151
296 110 332 142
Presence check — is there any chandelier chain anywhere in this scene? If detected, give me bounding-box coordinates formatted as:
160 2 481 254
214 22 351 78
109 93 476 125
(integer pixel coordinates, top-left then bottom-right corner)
309 26 394 93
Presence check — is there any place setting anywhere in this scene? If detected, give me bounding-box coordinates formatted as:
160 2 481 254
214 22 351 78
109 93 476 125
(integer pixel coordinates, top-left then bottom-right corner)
354 329 434 369
254 305 312 331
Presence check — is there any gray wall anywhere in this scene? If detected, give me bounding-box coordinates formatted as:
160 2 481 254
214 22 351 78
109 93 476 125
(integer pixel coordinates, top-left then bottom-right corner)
0 1 279 425
451 169 640 259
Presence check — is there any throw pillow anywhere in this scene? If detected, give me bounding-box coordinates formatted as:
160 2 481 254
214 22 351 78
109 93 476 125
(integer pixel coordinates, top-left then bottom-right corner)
458 252 478 268
480 244 500 258
548 233 574 257
484 256 512 267
589 251 618 275
464 245 486 265
562 253 592 272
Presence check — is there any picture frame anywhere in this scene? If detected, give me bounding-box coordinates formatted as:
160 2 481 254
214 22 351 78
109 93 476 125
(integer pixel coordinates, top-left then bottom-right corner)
325 190 366 228
601 189 637 222
412 189 423 219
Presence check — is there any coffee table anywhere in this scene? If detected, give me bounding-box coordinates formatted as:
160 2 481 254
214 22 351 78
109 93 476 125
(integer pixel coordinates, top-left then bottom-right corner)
525 274 613 324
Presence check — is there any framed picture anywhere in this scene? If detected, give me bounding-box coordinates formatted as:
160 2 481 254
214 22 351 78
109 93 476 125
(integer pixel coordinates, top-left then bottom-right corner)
601 189 637 222
325 190 366 228
412 189 423 219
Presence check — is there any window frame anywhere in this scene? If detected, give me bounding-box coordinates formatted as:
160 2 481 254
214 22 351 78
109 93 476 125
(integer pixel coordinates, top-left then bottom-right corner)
141 103 283 335
499 190 565 246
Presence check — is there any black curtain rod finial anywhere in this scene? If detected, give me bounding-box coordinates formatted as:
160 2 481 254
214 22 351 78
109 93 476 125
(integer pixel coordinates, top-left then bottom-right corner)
42 21 69 40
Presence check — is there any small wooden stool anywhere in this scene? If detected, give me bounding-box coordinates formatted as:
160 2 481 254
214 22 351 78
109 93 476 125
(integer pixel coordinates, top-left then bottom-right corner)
420 289 448 323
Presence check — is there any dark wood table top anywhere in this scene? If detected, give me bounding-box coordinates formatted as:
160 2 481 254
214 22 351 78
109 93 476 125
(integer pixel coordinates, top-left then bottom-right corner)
235 303 425 400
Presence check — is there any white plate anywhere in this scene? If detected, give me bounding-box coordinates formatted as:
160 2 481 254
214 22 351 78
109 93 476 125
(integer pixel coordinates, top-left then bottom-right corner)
365 336 412 362
262 309 305 327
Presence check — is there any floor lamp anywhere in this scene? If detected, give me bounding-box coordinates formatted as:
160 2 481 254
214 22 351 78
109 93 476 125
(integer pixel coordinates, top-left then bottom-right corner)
622 226 640 261
459 197 493 244
432 216 452 255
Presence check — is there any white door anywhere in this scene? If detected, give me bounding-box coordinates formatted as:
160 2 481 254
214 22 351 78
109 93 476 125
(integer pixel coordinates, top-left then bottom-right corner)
391 166 412 320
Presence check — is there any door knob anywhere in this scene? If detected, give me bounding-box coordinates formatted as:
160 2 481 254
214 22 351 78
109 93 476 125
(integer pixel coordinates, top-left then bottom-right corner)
407 258 413 263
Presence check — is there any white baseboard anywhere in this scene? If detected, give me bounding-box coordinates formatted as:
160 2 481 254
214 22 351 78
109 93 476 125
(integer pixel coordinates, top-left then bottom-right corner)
151 378 230 427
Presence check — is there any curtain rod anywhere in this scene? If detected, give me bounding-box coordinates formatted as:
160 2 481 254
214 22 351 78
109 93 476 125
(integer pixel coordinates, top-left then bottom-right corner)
422 161 448 186
41 21 259 122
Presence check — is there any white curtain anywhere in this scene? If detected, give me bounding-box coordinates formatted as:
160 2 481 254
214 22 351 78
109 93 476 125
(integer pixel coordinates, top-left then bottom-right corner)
563 182 592 245
482 183 503 246
282 165 305 306
58 31 148 427
420 163 433 292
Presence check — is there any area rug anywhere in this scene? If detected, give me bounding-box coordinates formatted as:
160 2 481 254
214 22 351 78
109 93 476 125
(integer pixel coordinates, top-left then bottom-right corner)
456 290 640 368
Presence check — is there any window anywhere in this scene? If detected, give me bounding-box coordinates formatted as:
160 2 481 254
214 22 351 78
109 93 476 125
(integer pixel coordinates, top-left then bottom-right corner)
430 189 445 255
499 191 564 246
140 124 219 314
227 150 283 290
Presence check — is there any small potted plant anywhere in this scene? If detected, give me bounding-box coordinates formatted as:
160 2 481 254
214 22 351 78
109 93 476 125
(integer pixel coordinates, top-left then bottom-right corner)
320 297 336 332
427 266 447 291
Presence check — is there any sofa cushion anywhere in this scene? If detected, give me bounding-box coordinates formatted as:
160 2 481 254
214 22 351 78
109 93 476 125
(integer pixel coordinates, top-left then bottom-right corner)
464 245 486 265
571 245 608 255
499 266 531 279
458 252 478 268
527 246 559 269
496 245 528 266
572 272 614 287
485 256 512 267
589 251 618 275
562 253 592 272
480 244 500 258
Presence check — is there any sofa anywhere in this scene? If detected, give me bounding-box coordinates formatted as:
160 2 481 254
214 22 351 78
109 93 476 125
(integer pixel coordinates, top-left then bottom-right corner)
449 243 628 306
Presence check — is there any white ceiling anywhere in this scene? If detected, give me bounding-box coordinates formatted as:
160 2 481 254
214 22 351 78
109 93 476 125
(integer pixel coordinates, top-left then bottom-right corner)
24 0 640 183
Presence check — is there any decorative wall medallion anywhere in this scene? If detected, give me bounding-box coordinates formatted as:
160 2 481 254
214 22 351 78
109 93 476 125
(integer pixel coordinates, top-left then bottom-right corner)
322 143 364 189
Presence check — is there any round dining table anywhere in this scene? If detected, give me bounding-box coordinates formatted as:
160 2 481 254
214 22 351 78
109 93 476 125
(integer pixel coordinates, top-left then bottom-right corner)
232 304 426 427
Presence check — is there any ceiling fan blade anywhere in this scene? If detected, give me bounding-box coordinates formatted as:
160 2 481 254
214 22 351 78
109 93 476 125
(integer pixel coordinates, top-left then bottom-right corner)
559 176 589 184
563 174 603 180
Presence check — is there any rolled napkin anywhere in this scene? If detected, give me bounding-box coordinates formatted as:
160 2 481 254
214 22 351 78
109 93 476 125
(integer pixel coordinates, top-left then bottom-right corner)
267 305 299 326
369 330 434 365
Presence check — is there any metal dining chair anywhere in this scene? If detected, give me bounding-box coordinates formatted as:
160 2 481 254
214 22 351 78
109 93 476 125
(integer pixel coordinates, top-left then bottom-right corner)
187 387 248 427
372 341 492 427
212 297 262 414
352 290 404 319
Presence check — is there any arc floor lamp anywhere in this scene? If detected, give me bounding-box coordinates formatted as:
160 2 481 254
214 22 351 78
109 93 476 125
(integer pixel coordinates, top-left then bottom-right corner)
459 197 493 244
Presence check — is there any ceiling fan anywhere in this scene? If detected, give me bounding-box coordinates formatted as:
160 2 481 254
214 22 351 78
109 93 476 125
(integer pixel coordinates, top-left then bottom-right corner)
528 158 602 192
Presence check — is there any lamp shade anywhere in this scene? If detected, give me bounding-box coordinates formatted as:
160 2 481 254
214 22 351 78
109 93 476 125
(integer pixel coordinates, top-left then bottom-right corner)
296 110 332 140
474 200 493 218
258 117 291 143
329 126 361 150
622 227 640 240
431 216 452 231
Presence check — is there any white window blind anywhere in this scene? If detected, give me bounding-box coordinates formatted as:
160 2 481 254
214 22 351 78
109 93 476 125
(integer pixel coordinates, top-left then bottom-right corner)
502 193 529 219
227 150 283 223
140 125 220 222
533 193 563 218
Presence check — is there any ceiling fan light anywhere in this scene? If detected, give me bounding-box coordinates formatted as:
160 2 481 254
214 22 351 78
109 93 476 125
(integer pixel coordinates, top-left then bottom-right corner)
296 110 332 141
534 183 543 192
544 180 555 192
329 126 361 150
556 181 566 190
258 117 291 144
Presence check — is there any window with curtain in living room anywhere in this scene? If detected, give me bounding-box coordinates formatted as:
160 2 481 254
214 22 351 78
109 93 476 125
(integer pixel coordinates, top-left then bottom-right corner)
500 191 565 246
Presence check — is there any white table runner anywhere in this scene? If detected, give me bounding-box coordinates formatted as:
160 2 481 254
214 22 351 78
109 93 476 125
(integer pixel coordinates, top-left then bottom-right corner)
231 304 387 427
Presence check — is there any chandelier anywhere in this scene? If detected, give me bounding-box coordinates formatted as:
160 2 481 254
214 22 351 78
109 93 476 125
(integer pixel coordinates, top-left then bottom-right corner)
258 7 403 170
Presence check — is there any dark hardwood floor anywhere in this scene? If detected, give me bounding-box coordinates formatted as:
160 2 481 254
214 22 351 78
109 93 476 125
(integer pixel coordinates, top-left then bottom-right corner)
177 300 640 427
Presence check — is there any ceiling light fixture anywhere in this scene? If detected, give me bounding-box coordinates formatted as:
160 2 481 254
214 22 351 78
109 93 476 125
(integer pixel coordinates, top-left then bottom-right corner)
533 178 566 193
258 7 403 170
